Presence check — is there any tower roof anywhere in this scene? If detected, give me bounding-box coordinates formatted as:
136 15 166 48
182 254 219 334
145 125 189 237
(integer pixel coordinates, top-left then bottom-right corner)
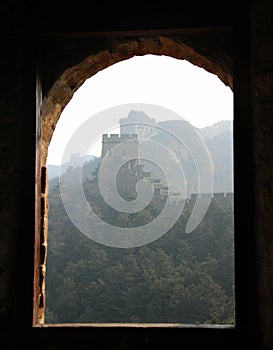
120 110 156 124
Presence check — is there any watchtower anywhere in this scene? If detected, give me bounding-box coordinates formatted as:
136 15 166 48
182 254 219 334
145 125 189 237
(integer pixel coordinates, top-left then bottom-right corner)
119 110 156 141
101 134 138 158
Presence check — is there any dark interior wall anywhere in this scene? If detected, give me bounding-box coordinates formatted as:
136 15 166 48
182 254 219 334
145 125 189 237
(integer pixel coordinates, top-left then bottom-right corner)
251 1 273 348
0 1 273 349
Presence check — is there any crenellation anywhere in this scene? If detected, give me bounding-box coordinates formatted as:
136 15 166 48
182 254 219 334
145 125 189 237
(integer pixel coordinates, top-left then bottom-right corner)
101 133 139 160
102 133 138 142
213 192 226 199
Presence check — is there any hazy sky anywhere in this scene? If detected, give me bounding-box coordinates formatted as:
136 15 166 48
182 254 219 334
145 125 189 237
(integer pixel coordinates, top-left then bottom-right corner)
47 55 233 165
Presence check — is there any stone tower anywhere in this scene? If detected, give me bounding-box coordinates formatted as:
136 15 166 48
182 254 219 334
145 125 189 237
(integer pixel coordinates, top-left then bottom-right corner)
119 110 156 141
101 133 138 159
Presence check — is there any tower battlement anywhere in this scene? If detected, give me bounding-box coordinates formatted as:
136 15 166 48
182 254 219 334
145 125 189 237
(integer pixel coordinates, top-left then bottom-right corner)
102 133 138 143
101 133 139 160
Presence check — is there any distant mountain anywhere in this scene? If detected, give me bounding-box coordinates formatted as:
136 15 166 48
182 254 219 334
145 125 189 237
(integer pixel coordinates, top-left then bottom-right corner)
197 120 233 140
200 121 233 193
47 164 60 180
47 154 98 180
141 119 233 194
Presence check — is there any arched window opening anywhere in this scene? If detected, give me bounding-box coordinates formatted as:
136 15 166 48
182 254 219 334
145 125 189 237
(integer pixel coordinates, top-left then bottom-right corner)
38 39 234 327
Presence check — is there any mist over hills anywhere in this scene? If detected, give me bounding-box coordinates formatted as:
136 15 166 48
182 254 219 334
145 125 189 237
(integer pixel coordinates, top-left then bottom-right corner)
47 116 233 194
47 154 98 179
201 121 233 193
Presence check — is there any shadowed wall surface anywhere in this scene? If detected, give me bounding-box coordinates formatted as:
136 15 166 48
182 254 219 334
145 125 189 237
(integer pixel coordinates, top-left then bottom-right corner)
0 1 273 349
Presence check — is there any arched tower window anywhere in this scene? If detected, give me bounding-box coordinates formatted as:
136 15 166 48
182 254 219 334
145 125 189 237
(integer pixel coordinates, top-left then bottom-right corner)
38 45 234 324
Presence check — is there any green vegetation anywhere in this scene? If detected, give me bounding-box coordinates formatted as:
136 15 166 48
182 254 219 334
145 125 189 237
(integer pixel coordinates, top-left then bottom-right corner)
45 159 235 325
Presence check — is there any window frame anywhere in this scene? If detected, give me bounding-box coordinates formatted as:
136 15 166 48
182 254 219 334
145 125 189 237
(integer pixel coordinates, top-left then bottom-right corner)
25 22 257 350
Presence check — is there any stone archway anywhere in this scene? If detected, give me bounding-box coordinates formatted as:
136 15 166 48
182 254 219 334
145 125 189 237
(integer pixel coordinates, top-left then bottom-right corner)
36 33 233 324
41 35 233 167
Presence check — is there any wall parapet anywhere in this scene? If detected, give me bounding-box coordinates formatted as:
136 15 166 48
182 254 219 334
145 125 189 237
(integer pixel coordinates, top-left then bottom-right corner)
102 133 138 142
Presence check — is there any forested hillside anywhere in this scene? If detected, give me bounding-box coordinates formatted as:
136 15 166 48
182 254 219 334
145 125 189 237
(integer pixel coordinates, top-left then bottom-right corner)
45 160 235 325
